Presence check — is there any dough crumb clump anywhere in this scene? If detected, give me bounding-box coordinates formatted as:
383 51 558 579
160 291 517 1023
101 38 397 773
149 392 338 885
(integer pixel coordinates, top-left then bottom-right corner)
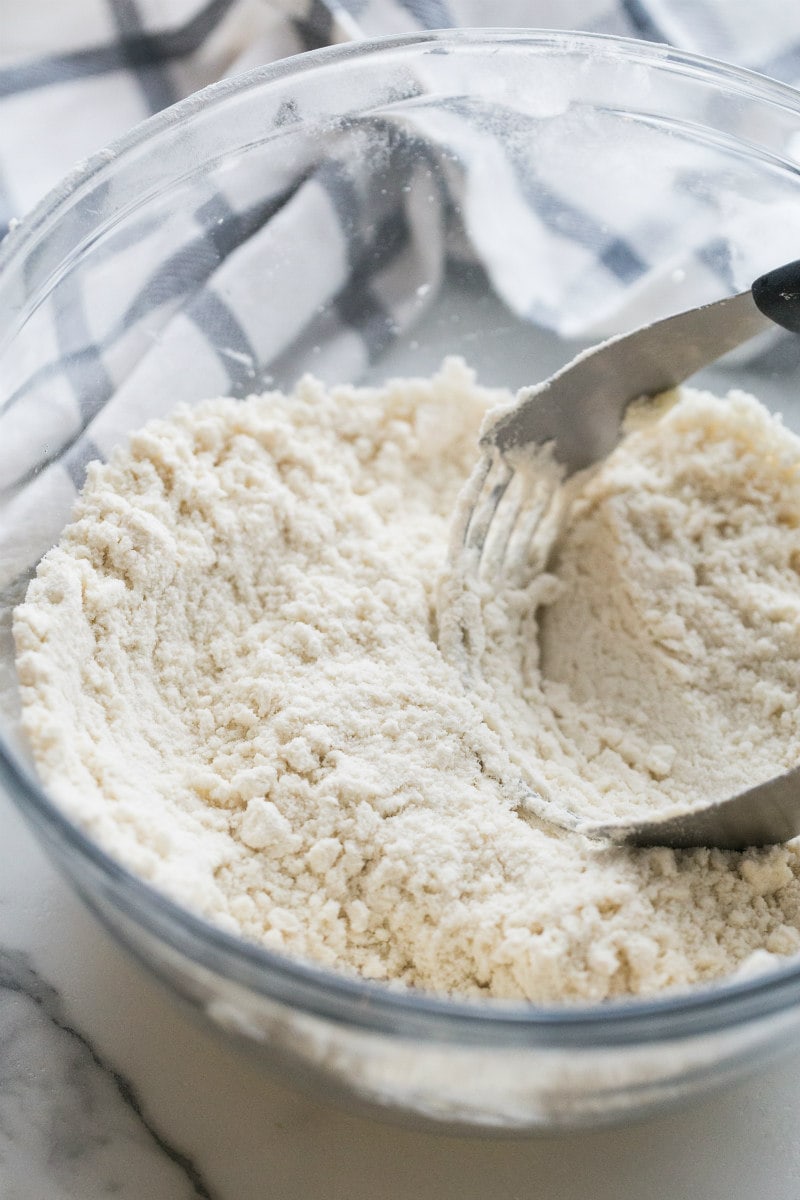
13 360 800 1003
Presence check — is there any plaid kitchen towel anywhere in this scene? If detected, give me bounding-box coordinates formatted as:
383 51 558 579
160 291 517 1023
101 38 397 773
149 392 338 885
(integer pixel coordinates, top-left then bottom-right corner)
4 0 800 229
3 0 800 592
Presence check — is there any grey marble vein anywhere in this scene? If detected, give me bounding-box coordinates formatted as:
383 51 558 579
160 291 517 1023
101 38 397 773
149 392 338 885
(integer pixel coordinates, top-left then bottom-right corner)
0 948 218 1199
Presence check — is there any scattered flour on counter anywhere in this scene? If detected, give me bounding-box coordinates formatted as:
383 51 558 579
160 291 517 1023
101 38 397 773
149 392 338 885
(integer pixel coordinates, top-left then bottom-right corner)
12 359 800 1002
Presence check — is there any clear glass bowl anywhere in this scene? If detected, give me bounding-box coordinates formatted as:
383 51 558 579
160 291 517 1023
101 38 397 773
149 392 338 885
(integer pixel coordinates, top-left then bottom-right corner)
3 29 800 1134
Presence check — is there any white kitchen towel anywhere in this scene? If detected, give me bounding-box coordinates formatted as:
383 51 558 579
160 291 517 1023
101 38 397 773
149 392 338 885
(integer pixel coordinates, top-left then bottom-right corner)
4 0 800 228
3 0 800 591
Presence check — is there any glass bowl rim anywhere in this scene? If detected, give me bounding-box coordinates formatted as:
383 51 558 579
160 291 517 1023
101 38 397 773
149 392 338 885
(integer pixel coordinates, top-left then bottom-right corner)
4 26 800 1045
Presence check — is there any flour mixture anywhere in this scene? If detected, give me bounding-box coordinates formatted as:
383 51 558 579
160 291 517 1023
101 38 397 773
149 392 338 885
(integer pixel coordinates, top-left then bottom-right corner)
13 360 800 1002
463 387 800 825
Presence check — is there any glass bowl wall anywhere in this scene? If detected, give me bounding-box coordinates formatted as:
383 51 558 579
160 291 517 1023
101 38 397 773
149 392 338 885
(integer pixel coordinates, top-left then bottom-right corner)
3 31 800 1132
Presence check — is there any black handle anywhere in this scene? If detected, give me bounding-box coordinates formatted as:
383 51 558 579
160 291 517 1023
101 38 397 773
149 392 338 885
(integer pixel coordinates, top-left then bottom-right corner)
752 259 800 333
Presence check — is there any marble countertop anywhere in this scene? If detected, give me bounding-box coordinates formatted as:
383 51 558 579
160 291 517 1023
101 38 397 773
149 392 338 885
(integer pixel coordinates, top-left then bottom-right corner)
2 785 799 1200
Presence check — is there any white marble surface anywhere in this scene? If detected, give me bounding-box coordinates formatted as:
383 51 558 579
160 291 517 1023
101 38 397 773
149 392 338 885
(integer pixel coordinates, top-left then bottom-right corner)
1 785 800 1200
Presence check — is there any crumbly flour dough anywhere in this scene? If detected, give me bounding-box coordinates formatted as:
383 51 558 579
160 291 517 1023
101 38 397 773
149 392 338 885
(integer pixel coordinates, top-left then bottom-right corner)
468 387 800 824
13 360 800 1002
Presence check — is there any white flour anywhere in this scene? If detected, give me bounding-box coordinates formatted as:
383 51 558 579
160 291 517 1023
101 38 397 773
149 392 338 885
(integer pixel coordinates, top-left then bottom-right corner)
13 360 800 1002
467 387 800 824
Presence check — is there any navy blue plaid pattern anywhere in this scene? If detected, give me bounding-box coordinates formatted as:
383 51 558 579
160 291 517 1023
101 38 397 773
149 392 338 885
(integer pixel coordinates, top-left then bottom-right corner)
4 1 800 240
